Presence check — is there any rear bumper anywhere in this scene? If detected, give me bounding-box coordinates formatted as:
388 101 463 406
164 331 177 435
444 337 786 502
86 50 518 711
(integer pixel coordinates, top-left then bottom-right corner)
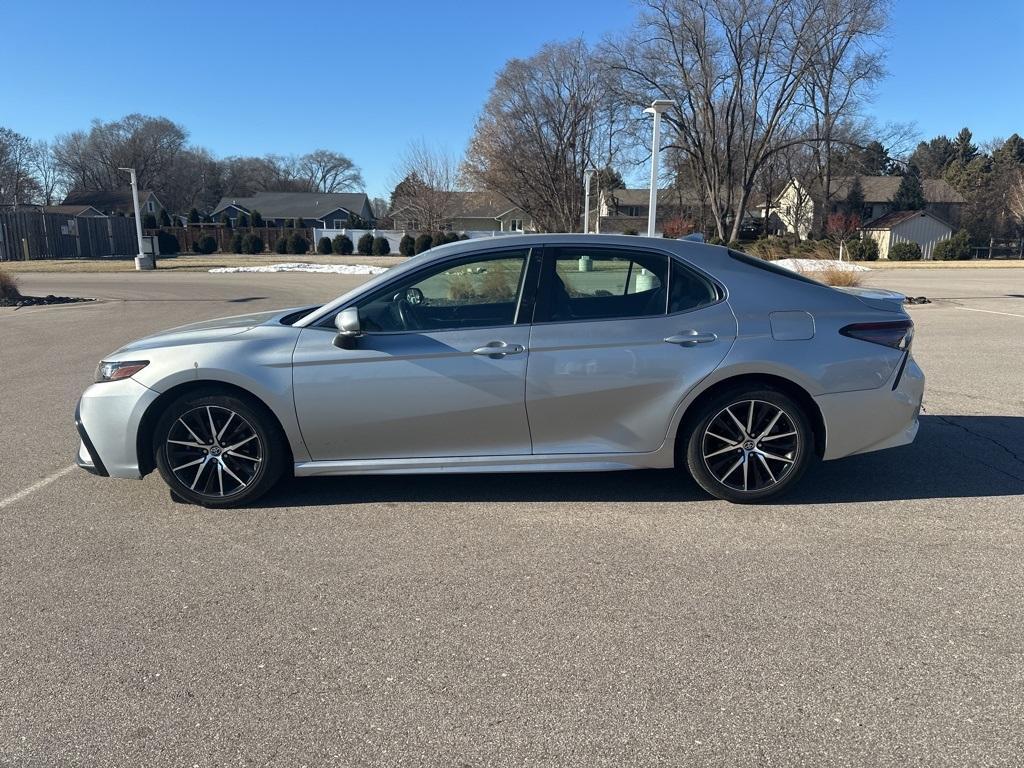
815 354 925 460
75 378 160 479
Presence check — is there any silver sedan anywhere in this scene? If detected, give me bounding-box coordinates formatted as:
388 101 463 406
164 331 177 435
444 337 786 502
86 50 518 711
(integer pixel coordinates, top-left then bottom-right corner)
75 234 924 506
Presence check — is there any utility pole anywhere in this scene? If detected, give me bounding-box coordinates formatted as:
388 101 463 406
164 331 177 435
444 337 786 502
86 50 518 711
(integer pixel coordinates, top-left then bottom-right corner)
643 100 674 237
583 168 596 233
119 167 153 270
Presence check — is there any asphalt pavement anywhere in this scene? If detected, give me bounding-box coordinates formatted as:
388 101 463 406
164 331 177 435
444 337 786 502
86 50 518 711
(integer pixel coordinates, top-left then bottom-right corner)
1 266 1022 767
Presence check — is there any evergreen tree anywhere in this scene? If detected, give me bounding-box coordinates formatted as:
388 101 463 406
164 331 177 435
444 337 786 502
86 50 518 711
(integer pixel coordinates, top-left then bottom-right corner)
236 212 249 228
251 210 264 227
294 217 305 228
891 166 926 211
845 176 865 217
953 128 978 166
187 207 201 224
158 208 172 227
220 212 232 228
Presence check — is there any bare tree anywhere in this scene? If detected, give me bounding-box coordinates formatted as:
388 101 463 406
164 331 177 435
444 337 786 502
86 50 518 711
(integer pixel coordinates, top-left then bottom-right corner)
30 140 66 205
54 114 187 195
0 127 40 205
390 140 463 231
607 0 889 242
1009 169 1024 229
464 39 613 232
802 0 886 233
298 149 364 193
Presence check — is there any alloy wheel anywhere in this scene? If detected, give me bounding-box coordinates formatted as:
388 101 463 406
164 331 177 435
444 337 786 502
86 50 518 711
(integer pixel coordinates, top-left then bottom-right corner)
165 405 263 498
701 399 800 494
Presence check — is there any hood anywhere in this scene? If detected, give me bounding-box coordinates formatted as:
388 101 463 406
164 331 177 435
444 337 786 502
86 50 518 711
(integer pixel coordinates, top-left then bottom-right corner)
109 306 309 357
834 286 907 313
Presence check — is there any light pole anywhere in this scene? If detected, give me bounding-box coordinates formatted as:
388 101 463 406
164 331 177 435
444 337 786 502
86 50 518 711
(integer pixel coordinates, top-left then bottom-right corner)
118 167 153 270
583 168 597 233
643 99 674 237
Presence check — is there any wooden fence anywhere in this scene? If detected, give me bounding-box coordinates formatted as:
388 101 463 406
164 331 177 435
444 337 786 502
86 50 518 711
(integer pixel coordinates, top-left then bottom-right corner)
0 211 137 261
156 225 314 254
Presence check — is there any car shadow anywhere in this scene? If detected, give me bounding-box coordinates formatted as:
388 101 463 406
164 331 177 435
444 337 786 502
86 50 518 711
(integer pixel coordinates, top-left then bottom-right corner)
257 415 1024 508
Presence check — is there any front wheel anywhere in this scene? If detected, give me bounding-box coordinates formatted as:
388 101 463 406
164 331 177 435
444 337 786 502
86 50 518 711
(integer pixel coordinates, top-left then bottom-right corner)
685 388 813 503
153 390 286 508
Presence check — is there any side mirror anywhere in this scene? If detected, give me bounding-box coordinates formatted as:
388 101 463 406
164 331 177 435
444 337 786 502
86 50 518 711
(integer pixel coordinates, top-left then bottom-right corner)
333 307 362 349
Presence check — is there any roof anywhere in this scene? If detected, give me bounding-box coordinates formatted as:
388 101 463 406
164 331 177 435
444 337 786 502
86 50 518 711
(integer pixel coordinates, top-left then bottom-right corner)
862 209 952 230
212 191 370 219
42 204 105 217
829 176 965 204
390 191 523 221
604 188 707 208
62 189 160 211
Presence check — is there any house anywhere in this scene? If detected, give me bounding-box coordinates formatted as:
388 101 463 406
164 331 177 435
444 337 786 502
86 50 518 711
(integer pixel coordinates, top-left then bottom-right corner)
861 209 953 261
210 191 374 228
770 176 966 239
390 192 535 233
595 188 706 234
62 189 165 218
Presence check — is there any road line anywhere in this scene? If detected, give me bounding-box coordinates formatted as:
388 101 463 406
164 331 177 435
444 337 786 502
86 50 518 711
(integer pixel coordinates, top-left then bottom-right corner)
0 465 76 510
955 307 1024 319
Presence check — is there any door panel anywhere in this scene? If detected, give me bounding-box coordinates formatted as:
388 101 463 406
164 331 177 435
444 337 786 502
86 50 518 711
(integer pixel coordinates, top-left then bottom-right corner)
525 247 735 454
293 326 532 461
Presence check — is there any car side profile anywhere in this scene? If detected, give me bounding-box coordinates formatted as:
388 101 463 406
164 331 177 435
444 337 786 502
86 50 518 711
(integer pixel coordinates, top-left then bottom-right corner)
75 234 924 507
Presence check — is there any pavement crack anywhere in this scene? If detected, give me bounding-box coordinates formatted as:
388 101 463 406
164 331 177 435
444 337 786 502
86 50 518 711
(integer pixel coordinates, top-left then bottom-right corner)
933 415 1024 482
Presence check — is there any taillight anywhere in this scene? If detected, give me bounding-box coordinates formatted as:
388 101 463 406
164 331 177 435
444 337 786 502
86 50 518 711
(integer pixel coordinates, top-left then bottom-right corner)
840 319 914 350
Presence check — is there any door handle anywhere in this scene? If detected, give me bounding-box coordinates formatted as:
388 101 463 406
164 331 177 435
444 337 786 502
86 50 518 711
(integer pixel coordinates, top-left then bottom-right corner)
664 330 718 347
472 341 526 358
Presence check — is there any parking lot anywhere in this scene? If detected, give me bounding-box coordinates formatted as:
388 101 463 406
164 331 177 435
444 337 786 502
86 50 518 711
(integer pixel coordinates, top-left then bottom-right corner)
2 266 1023 766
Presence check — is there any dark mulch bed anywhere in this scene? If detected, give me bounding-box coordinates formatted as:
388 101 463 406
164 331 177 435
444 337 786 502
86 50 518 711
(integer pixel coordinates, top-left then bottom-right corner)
0 294 94 309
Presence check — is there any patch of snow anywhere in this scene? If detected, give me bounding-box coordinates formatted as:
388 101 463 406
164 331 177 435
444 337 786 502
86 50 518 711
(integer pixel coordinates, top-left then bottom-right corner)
774 258 870 273
209 262 389 275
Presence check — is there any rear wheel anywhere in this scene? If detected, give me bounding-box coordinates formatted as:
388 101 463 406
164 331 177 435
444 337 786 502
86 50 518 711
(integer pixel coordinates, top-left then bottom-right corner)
153 390 286 508
685 388 813 503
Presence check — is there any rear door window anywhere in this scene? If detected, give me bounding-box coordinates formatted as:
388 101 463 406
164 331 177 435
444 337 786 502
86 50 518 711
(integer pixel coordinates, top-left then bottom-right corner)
539 248 669 322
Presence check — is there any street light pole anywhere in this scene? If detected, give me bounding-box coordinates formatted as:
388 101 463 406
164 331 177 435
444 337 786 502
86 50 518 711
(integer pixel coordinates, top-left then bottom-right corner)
583 168 597 233
643 99 675 238
119 167 153 270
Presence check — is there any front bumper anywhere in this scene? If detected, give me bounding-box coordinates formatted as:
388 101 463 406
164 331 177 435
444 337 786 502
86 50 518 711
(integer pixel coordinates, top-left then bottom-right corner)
815 354 925 461
75 377 160 479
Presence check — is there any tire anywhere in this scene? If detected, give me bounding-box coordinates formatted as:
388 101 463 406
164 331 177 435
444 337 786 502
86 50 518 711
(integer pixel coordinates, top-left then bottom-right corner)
153 389 287 508
684 387 814 503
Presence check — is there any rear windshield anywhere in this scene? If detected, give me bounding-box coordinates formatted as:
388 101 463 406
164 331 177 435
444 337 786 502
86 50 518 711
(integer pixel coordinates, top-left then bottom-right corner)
727 249 823 287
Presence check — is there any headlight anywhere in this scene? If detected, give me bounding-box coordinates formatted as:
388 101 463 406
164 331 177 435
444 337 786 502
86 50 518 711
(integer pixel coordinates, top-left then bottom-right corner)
95 360 149 382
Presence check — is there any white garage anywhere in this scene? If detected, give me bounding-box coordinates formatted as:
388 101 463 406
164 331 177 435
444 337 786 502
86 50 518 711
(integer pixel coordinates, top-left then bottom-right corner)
862 210 953 260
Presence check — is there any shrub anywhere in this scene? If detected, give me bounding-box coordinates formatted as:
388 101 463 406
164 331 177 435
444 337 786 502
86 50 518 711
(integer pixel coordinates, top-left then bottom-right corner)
142 213 158 229
458 233 470 241
399 234 416 256
932 229 972 261
284 219 293 228
0 269 20 299
274 235 289 254
236 213 249 228
158 209 172 227
622 228 639 236
372 236 391 256
888 241 922 261
242 233 264 254
251 210 264 227
707 235 724 245
333 234 353 255
357 232 374 255
414 233 433 254
293 217 305 228
220 213 232 228
846 238 878 261
196 234 218 254
317 236 333 255
287 233 309 255
187 208 201 224
156 230 180 255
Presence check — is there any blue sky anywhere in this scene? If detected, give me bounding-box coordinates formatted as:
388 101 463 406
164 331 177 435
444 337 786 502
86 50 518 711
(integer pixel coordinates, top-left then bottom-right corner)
3 0 1022 198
